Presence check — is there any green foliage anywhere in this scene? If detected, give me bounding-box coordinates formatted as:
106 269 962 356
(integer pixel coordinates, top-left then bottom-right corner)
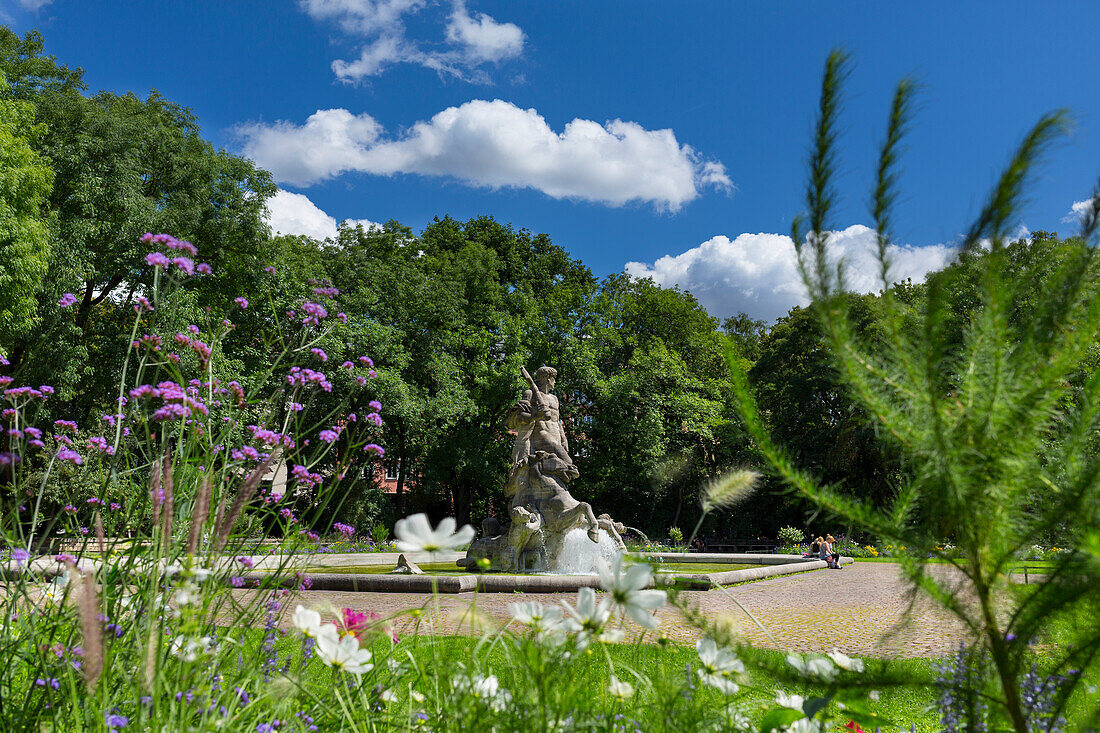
729 49 1100 730
776 526 804 547
668 526 684 547
370 521 390 543
0 71 52 346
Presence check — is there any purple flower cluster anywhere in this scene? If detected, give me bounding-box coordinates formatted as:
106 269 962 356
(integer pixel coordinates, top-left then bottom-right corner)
87 436 115 455
333 522 355 539
58 293 79 308
300 301 327 326
173 332 212 369
58 448 83 465
141 233 211 276
291 464 323 489
246 425 293 448
129 381 209 422
287 367 332 392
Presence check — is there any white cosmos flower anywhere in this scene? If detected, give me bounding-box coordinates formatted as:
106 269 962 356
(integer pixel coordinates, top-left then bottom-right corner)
510 601 563 633
786 653 837 681
394 513 475 558
315 625 374 675
171 635 214 662
608 675 634 700
598 554 664 629
172 582 200 608
470 675 512 711
775 690 805 710
561 587 611 638
826 650 864 672
695 637 744 694
292 605 323 637
597 555 666 630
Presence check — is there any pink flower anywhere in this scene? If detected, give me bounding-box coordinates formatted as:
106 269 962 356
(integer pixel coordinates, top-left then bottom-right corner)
196 263 213 274
87 437 115 455
135 296 153 312
109 503 121 511
341 361 354 371
363 444 385 457
58 293 78 308
231 576 246 588
235 297 248 309
263 265 276 274
369 400 382 411
337 312 347 324
144 252 170 268
310 348 328 362
340 608 379 639
366 413 382 427
53 420 78 432
319 429 338 443
358 356 374 368
170 257 195 275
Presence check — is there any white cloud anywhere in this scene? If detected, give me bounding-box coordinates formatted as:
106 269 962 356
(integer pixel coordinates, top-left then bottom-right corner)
239 100 730 211
1062 199 1094 224
266 189 380 240
446 0 524 63
626 225 957 322
302 0 524 82
17 0 54 9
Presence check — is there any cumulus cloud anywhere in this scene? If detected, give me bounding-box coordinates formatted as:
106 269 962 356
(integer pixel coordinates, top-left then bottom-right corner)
239 100 730 210
1062 199 1095 224
446 0 524 63
626 225 957 322
301 0 523 82
266 189 380 240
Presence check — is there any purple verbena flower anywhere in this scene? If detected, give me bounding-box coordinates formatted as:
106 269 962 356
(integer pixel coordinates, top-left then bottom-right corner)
58 293 78 308
144 252 170 268
58 449 83 465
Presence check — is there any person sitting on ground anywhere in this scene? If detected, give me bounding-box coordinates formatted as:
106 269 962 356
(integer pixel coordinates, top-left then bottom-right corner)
808 536 822 558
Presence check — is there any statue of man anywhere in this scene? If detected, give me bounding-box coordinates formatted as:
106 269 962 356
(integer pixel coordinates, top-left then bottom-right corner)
507 366 574 476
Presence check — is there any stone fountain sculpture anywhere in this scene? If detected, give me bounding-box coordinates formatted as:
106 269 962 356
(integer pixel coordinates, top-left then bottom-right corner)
462 366 626 573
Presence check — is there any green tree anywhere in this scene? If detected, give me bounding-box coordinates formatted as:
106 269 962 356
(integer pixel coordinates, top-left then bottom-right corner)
0 72 52 348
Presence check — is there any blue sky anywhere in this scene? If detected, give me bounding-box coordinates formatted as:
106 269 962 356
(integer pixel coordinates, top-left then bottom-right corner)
6 0 1100 321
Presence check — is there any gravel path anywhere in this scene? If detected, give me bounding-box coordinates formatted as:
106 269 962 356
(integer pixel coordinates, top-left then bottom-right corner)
242 562 974 659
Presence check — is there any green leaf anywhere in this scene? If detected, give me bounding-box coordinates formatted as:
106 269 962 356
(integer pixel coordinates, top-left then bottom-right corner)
759 708 804 733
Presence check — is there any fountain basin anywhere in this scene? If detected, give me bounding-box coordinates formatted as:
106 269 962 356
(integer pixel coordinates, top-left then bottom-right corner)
230 552 851 593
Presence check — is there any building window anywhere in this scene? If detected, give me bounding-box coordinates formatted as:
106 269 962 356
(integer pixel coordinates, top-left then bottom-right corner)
385 460 401 481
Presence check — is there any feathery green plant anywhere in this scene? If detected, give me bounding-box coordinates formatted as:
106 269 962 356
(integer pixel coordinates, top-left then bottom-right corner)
729 49 1100 731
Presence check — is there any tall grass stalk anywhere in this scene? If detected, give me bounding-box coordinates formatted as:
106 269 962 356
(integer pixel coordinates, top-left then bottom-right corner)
728 50 1100 730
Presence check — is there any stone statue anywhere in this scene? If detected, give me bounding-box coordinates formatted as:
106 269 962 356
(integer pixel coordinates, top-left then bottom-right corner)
506 366 573 492
462 365 625 573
